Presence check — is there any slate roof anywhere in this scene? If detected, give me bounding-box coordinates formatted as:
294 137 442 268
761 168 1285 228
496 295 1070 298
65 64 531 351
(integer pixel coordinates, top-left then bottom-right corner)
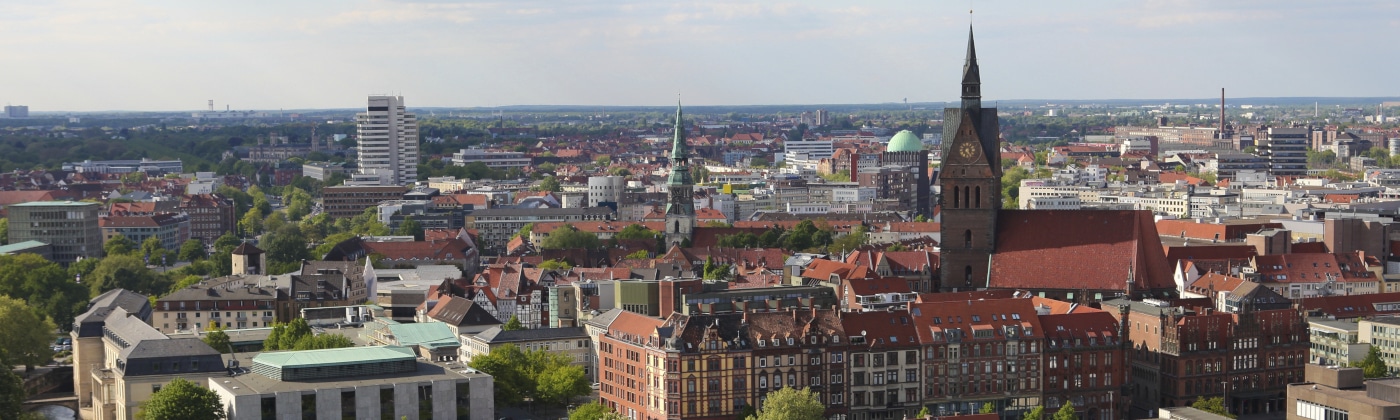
990 210 1174 292
473 326 588 344
74 289 152 337
231 242 265 255
425 295 500 327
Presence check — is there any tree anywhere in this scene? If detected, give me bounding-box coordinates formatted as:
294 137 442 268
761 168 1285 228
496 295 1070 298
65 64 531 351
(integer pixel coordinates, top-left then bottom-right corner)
539 224 602 250
623 250 650 260
395 216 425 241
105 234 138 256
981 402 996 414
828 225 868 255
238 209 263 236
1190 396 1234 418
535 364 590 406
749 386 824 420
292 333 354 350
503 315 524 331
203 326 232 354
538 259 573 270
1052 402 1077 420
0 296 55 370
916 406 930 418
0 350 26 420
0 253 89 332
87 254 170 297
1355 345 1389 378
1021 406 1045 420
468 344 578 407
0 217 7 245
614 224 659 240
135 377 226 420
178 239 207 262
535 176 562 192
514 223 536 240
213 233 242 253
571 402 628 420
263 224 310 267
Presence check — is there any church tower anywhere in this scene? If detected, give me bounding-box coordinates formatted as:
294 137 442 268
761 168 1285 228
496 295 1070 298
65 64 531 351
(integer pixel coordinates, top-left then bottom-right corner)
938 25 1002 291
665 102 696 247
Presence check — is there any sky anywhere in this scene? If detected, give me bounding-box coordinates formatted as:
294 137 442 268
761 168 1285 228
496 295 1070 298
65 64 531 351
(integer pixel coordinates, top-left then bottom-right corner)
1 0 1397 112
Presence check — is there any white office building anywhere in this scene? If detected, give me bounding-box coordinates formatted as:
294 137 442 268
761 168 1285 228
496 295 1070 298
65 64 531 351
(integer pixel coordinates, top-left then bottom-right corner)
355 96 419 186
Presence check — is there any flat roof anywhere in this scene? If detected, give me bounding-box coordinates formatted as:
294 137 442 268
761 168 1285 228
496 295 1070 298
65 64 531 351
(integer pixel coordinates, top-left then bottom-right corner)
1309 317 1360 331
212 359 488 396
0 240 48 254
252 345 415 370
9 201 97 207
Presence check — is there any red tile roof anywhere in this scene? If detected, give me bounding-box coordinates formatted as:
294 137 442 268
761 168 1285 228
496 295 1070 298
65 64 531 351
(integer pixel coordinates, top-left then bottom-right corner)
840 310 920 350
1162 244 1258 267
990 210 1174 292
908 298 1044 344
1038 311 1120 343
362 239 473 261
845 277 912 296
1253 252 1375 283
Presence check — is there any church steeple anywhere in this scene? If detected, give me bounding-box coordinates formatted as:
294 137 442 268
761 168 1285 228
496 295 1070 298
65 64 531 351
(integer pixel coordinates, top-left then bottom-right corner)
670 101 688 164
961 25 982 109
664 100 696 246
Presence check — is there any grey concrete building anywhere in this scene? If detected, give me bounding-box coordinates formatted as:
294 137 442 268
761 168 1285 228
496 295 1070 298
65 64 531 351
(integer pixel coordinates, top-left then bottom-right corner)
212 345 493 420
7 200 103 264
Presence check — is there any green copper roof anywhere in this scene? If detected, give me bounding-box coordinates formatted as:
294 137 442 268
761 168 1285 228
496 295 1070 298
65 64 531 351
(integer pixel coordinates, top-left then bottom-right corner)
886 130 923 152
387 323 460 349
671 102 687 161
252 345 415 369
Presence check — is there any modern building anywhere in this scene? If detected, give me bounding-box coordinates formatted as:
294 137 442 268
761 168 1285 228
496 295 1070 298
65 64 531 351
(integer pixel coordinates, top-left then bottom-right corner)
784 139 836 161
301 162 347 182
1309 317 1367 367
4 104 29 118
355 95 420 185
1257 127 1309 176
450 148 532 170
61 159 184 175
6 200 103 264
882 130 933 217
589 175 626 208
322 184 410 218
100 212 191 253
212 345 494 420
1288 364 1400 420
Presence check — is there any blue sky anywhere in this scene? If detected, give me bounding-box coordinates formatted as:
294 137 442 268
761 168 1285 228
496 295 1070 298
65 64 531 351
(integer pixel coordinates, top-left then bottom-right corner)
1 0 1396 111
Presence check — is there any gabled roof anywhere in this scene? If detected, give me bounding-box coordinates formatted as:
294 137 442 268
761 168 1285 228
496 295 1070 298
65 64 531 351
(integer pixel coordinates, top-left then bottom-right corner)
426 295 501 327
845 277 912 296
362 239 473 261
990 210 1174 292
1038 311 1120 343
840 310 919 349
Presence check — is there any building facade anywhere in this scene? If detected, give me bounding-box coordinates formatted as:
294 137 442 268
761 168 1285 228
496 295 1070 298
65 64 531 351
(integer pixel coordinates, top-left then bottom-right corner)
355 95 420 185
7 200 103 264
322 185 410 218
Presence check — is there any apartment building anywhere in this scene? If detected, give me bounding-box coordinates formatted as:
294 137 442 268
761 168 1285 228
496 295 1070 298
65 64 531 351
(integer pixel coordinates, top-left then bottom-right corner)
178 193 236 244
152 274 278 334
450 148 532 170
462 326 594 380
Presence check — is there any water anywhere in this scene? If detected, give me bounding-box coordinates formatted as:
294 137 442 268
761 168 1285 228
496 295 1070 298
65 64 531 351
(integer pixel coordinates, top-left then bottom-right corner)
28 405 76 420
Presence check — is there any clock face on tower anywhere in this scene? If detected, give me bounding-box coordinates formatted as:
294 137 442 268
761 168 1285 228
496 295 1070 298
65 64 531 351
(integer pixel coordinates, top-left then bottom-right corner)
958 142 977 161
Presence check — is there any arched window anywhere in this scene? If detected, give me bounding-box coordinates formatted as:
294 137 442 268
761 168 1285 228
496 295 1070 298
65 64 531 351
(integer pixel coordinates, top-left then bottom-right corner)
975 186 981 208
964 186 971 208
964 230 972 249
953 186 960 208
964 265 973 284
674 220 680 232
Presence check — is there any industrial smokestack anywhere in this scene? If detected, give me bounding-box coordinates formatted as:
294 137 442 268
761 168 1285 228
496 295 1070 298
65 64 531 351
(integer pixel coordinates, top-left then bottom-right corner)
1220 88 1226 139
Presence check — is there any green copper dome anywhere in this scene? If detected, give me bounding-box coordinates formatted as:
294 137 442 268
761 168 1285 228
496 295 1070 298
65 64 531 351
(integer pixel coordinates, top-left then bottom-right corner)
886 130 923 152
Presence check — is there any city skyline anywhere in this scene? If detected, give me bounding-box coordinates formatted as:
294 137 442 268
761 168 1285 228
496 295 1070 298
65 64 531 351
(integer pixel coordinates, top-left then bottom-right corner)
2 0 1398 112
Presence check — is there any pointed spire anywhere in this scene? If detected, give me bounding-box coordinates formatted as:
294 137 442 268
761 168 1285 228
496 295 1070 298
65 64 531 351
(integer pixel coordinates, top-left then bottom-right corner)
671 98 687 161
961 24 982 104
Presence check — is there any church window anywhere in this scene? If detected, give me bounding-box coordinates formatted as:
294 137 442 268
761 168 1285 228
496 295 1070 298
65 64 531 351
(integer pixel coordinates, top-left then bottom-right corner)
964 230 972 249
953 187 960 208
965 266 973 285
675 221 680 232
975 186 981 208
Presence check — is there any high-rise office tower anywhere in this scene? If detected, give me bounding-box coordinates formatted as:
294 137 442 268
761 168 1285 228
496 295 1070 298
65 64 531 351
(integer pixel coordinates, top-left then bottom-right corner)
354 96 419 185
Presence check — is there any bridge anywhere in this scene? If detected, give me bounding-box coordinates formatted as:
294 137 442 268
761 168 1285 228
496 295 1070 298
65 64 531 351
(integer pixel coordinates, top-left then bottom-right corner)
19 365 77 414
22 393 79 413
